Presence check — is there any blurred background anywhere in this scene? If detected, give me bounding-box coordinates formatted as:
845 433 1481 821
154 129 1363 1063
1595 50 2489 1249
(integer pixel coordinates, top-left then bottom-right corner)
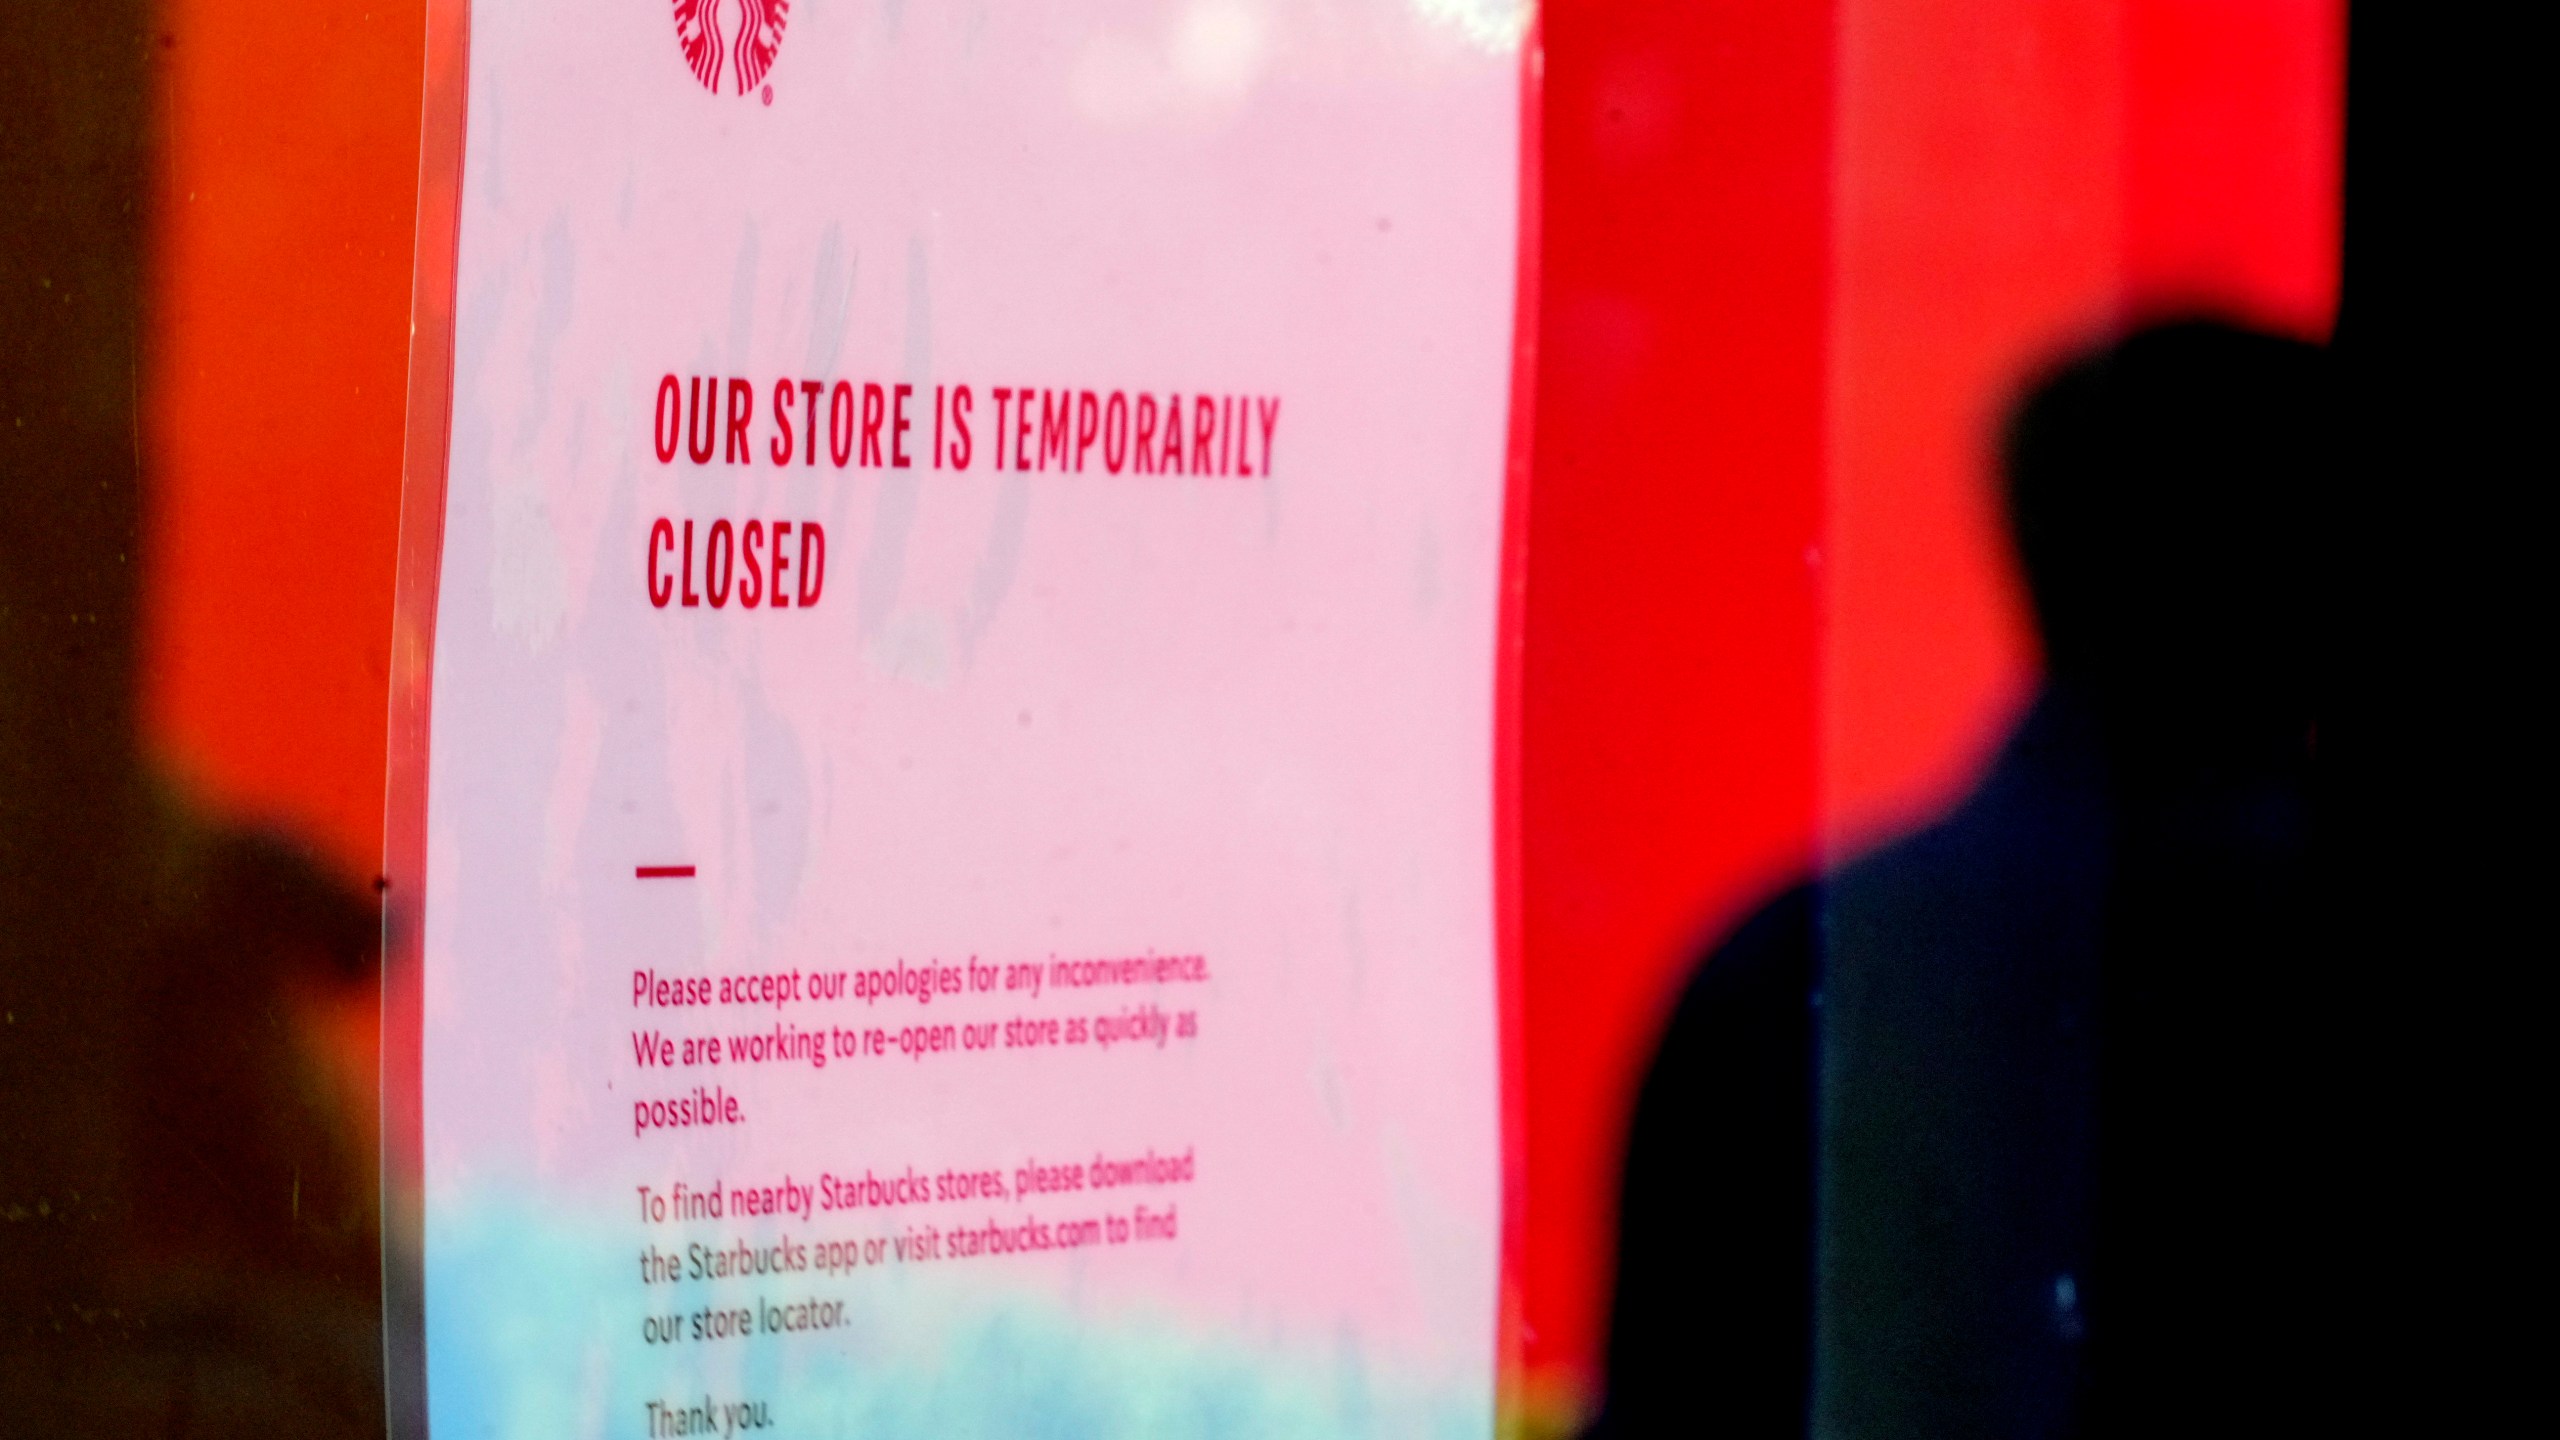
7 0 2362 1433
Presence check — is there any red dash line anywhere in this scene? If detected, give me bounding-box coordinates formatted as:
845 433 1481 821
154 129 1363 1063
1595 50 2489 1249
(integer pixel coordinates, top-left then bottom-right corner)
635 865 696 879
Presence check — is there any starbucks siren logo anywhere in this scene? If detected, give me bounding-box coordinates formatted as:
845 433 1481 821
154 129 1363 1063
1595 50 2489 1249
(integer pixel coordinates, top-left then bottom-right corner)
672 0 789 99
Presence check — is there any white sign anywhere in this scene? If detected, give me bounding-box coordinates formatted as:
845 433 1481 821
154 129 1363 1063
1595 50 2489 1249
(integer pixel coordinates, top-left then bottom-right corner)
396 2 1526 1434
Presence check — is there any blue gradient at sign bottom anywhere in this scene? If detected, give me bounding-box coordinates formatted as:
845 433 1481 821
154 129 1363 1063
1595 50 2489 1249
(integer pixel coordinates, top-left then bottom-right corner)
424 1194 1491 1440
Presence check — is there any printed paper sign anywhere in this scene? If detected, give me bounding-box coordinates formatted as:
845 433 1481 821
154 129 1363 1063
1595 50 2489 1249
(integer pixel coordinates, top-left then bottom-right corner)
402 2 1525 1433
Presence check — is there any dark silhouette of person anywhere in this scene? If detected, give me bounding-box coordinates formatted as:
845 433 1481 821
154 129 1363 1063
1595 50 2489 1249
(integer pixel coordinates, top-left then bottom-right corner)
1591 320 2343 1438
3 3 386 1430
